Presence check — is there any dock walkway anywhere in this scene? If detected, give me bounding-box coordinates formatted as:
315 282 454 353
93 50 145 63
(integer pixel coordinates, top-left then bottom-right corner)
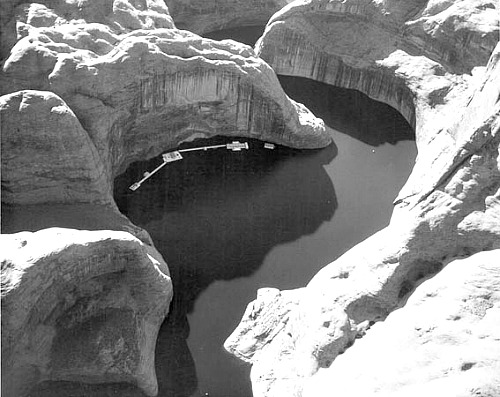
129 140 274 191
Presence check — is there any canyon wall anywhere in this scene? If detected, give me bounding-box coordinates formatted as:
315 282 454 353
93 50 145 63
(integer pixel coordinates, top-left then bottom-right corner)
226 1 500 396
164 0 290 34
1 1 329 207
0 1 329 396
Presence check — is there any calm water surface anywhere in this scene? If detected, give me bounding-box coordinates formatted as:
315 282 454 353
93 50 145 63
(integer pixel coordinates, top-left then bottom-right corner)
114 76 416 397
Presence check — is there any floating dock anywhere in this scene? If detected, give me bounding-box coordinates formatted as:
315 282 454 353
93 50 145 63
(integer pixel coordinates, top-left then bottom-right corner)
129 141 250 191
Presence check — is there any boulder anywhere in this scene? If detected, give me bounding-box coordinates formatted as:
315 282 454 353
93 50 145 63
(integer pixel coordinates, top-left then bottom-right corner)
1 228 172 397
226 1 500 395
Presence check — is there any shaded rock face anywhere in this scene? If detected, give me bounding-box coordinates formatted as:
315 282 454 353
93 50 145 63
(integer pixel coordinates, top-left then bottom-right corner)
1 229 172 397
225 1 500 396
164 0 290 34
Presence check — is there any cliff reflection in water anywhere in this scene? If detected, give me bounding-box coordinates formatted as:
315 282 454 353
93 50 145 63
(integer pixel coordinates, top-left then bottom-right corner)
279 75 415 146
114 139 338 397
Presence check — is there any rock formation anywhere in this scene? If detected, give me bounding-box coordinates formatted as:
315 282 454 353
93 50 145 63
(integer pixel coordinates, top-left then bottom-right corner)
302 249 500 397
1 1 329 207
2 0 499 396
1 228 172 397
1 90 111 206
225 1 500 396
164 0 290 34
1 1 329 396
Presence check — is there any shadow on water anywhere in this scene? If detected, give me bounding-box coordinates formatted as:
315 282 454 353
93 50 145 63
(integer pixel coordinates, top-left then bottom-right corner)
278 75 415 146
113 137 338 397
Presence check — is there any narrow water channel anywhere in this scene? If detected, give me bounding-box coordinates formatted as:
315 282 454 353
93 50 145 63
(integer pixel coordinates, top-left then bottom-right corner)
113 76 416 396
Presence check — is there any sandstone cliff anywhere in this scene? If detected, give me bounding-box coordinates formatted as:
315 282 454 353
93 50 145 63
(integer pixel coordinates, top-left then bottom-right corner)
164 0 290 34
1 1 329 396
1 1 329 207
226 1 500 396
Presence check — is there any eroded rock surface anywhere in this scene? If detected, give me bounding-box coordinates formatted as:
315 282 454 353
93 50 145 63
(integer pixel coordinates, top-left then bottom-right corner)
303 250 500 397
226 1 500 395
1 90 111 205
0 0 175 60
1 1 329 396
1 3 328 207
257 0 498 145
1 228 172 397
164 0 290 34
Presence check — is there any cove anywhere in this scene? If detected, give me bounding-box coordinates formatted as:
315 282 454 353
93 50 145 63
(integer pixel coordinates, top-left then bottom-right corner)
114 77 416 396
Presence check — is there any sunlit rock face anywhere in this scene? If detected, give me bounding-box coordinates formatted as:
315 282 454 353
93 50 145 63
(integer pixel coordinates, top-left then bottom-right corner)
257 0 498 144
0 0 175 62
1 229 172 397
302 250 500 397
226 1 500 396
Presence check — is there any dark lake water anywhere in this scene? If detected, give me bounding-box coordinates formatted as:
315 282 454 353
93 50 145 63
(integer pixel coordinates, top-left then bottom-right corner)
113 74 416 396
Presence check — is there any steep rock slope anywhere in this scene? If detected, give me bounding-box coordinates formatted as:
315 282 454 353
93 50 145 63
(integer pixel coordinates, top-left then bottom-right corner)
257 0 498 145
164 0 290 34
226 1 500 396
